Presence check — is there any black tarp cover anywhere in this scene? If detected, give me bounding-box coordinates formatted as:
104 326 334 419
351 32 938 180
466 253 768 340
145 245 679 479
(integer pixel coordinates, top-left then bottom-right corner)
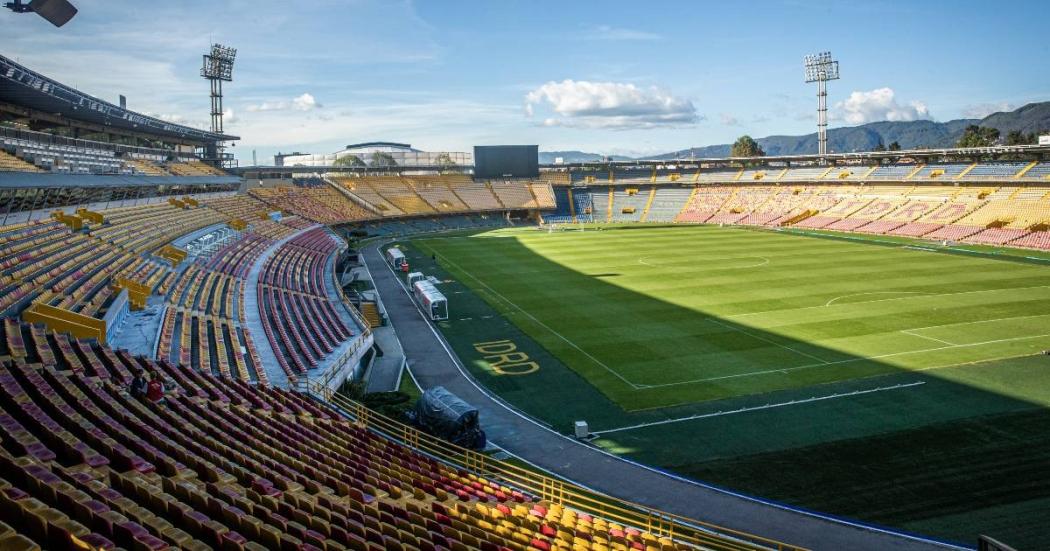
413 386 481 446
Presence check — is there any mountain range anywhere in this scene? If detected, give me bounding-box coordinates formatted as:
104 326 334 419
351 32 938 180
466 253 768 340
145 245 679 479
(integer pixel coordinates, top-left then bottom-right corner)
539 101 1050 163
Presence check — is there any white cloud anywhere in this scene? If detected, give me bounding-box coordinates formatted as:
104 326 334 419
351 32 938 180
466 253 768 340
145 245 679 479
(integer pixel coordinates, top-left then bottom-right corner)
835 87 931 125
292 93 320 111
246 93 322 112
524 80 698 129
583 25 662 41
719 113 739 126
143 112 209 130
961 102 1015 119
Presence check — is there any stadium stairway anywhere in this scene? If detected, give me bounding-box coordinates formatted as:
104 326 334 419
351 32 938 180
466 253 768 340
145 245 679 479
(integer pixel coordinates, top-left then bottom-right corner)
361 302 381 328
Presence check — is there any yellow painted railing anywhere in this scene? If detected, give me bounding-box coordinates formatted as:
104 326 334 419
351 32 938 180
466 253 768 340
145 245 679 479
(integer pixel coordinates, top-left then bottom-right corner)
75 208 104 224
22 303 106 343
303 381 807 551
51 210 83 231
157 245 187 266
115 278 150 310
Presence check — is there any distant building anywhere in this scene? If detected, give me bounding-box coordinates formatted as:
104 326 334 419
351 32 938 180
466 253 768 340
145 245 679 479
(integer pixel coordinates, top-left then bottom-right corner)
274 142 472 168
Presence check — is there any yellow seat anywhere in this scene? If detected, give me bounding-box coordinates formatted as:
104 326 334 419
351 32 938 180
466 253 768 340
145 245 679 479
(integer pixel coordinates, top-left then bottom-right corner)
0 533 40 551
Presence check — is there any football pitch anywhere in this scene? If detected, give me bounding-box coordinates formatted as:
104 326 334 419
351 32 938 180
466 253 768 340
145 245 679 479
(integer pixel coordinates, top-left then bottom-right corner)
395 224 1050 547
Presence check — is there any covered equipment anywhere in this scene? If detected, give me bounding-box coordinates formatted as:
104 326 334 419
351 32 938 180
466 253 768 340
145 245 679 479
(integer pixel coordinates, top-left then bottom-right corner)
410 386 486 449
413 280 448 320
386 247 406 267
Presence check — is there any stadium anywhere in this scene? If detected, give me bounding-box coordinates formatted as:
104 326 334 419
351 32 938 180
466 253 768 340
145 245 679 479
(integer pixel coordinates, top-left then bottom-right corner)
2 2 1050 551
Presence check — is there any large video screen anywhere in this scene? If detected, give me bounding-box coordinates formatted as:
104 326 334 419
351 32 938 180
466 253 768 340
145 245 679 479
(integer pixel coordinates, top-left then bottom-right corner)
473 145 539 179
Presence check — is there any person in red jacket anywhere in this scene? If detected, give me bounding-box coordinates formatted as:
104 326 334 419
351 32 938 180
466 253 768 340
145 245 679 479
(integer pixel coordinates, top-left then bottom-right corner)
146 372 167 404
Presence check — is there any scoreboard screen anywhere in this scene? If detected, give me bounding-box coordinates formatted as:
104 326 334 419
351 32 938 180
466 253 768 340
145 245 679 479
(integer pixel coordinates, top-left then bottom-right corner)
473 145 539 179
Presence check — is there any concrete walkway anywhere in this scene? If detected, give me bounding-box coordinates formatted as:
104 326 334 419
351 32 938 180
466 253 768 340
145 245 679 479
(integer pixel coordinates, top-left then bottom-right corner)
171 223 228 248
365 331 404 392
358 261 405 393
108 296 167 357
362 241 967 551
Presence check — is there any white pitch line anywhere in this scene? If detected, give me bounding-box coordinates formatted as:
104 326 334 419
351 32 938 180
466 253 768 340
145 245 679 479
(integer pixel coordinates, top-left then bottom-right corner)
638 255 770 269
900 329 956 346
594 381 927 435
421 244 642 389
706 317 828 364
638 332 1050 389
908 312 1050 331
726 283 1050 320
824 291 932 307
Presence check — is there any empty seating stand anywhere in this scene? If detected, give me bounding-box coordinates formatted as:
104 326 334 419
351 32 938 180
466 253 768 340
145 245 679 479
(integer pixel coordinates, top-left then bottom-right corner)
250 186 371 224
258 228 355 381
155 217 315 385
0 345 560 551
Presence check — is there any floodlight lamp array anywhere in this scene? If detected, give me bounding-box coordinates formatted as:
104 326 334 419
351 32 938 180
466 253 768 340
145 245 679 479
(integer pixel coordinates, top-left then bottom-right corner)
209 44 237 64
803 52 839 82
200 43 236 81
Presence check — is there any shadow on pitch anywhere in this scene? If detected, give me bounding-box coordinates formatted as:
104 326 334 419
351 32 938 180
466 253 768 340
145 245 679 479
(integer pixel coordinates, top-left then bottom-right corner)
397 224 1050 547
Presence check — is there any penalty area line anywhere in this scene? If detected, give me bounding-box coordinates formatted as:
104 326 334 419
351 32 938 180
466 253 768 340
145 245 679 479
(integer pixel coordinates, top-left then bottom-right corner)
637 332 1050 390
900 329 956 346
593 381 927 435
706 317 828 364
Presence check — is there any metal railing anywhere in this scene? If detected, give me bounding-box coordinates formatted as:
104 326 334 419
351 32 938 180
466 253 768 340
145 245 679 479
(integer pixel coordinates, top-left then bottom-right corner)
302 379 807 551
0 125 195 160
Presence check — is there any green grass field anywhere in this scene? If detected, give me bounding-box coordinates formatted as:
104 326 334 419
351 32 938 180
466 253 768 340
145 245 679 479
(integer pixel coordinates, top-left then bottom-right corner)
394 225 1050 549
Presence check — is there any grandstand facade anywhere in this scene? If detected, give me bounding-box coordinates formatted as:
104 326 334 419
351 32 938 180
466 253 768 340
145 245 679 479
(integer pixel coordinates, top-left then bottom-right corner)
1 53 237 173
540 156 1050 250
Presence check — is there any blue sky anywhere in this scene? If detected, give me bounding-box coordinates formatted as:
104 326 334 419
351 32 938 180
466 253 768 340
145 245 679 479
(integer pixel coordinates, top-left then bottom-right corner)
4 0 1049 163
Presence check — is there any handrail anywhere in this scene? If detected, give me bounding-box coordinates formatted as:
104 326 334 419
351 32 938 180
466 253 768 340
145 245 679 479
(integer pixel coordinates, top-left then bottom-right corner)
302 379 807 551
0 125 194 159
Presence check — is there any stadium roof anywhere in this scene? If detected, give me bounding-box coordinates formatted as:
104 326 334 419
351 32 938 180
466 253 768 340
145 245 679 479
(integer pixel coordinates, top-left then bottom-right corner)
0 172 241 188
344 141 413 150
0 53 236 145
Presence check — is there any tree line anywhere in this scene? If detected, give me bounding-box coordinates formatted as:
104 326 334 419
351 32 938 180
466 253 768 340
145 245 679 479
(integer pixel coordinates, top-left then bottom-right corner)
726 125 1045 157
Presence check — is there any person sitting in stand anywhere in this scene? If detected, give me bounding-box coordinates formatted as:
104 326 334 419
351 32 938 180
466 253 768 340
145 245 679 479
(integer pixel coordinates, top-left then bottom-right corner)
129 368 148 400
146 372 169 405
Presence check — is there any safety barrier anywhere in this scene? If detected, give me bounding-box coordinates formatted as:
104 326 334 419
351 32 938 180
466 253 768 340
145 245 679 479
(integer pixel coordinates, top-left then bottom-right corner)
115 278 150 310
302 379 807 551
22 303 106 343
157 244 187 266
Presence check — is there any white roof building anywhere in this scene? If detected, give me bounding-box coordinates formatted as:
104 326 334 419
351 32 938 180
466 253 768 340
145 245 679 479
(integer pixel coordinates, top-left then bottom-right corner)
275 142 472 168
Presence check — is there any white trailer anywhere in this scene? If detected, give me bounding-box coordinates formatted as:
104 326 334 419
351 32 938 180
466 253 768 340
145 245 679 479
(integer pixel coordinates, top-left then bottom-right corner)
413 280 448 321
407 271 425 286
386 247 406 268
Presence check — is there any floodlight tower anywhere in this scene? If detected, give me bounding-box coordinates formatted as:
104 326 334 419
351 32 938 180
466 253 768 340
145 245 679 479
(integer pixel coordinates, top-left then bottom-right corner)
803 52 839 161
201 43 236 162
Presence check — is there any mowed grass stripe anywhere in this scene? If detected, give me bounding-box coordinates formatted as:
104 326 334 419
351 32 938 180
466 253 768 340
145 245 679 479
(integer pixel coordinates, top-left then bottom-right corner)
419 226 1050 408
444 229 1049 318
